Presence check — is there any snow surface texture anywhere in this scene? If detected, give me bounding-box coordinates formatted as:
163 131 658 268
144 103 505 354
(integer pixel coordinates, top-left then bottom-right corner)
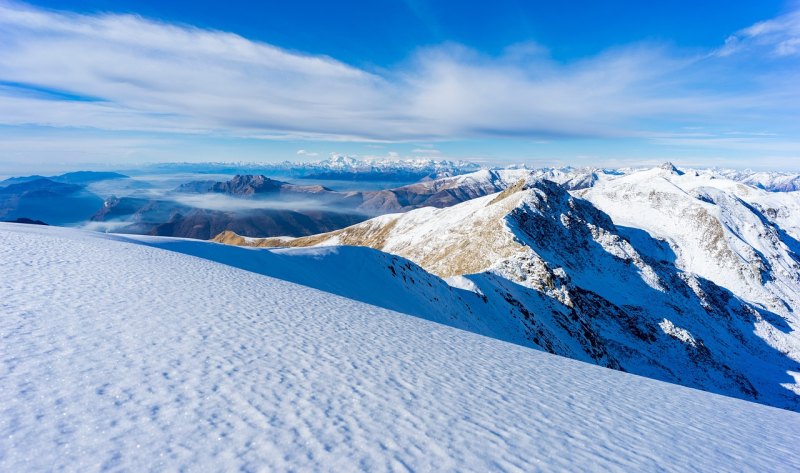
2 223 800 471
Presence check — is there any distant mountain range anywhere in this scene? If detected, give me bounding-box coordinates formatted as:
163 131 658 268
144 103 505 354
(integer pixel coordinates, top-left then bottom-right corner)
87 173 512 239
712 168 800 192
0 178 105 225
2 159 800 239
0 171 128 187
136 155 483 182
132 155 800 191
0 171 130 225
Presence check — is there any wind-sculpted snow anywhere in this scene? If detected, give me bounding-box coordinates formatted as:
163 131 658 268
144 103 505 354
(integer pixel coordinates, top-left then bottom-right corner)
2 223 799 471
127 234 527 347
216 168 800 410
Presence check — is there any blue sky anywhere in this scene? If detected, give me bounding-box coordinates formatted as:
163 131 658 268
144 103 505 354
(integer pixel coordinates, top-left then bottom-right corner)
1 0 799 172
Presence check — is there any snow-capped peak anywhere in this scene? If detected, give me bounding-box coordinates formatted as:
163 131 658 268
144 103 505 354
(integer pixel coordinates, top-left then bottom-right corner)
659 161 684 175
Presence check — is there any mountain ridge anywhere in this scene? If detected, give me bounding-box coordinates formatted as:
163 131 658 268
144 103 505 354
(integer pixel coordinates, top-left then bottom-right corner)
213 167 800 410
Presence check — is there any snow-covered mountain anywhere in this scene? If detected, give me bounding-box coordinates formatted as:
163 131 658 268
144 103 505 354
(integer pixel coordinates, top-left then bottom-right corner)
543 165 800 193
578 164 800 319
711 168 800 192
308 154 481 175
216 165 800 411
138 155 483 182
347 167 621 213
117 158 800 194
524 165 800 193
2 223 799 471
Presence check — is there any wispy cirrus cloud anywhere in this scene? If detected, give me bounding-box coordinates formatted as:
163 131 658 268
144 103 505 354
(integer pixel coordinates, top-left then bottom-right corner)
0 0 798 155
296 149 320 157
412 148 441 154
718 8 800 57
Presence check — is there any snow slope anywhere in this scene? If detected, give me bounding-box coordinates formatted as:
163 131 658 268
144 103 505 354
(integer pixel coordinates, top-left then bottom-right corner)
2 223 800 471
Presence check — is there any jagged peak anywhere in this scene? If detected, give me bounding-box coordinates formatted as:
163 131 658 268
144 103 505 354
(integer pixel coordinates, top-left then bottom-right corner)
486 176 566 206
659 162 685 175
229 174 279 184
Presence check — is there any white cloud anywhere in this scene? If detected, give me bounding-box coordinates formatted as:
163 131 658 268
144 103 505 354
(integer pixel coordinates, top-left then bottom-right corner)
412 148 441 154
296 149 319 157
718 9 800 57
649 133 800 153
0 1 387 137
0 0 798 149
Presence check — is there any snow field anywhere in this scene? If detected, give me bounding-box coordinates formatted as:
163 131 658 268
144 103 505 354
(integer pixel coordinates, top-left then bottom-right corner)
1 224 800 471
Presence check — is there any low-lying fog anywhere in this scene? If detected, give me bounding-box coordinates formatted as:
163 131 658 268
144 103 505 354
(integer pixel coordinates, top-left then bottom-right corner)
2 168 426 238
